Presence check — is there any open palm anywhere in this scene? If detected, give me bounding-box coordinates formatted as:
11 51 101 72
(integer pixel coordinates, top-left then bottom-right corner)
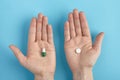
10 14 56 76
64 9 104 73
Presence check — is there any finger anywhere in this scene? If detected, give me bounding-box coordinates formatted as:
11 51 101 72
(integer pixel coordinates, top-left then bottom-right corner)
64 21 70 42
28 18 37 43
37 13 43 41
79 12 91 37
73 9 81 36
9 45 26 66
47 24 54 44
93 32 104 51
42 16 48 41
68 13 76 38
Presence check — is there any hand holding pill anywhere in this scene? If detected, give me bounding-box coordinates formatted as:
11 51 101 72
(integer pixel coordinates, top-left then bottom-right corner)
9 14 56 80
64 9 104 80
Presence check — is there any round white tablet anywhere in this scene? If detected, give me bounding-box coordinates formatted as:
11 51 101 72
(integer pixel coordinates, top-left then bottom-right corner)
75 48 81 54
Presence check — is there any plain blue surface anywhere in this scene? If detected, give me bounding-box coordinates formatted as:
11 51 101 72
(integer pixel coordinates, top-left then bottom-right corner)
0 0 120 80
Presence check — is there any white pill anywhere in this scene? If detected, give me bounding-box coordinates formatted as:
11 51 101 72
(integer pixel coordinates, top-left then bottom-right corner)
75 48 81 54
42 48 46 52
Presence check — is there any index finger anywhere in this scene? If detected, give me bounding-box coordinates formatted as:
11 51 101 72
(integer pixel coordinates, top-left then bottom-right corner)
28 18 37 43
79 12 91 37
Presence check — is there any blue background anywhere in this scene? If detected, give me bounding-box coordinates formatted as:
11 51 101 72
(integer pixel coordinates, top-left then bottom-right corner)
0 0 120 80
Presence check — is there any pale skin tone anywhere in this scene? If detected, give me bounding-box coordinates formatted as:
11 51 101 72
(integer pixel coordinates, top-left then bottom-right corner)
9 14 56 80
64 9 104 80
9 9 104 80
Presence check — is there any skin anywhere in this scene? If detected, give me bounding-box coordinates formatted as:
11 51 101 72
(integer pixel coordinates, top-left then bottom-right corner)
9 9 104 80
64 9 104 80
9 14 56 80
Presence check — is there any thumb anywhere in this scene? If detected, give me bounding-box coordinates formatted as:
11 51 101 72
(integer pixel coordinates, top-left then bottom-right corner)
9 44 26 66
93 32 104 51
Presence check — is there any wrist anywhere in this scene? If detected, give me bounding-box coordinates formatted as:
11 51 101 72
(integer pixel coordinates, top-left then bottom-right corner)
34 73 54 80
73 67 93 80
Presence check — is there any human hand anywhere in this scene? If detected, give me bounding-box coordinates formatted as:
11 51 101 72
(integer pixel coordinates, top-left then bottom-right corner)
10 14 56 80
64 9 104 80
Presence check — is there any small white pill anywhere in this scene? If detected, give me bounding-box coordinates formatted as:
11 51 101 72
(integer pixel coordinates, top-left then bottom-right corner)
75 48 81 54
42 48 46 52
